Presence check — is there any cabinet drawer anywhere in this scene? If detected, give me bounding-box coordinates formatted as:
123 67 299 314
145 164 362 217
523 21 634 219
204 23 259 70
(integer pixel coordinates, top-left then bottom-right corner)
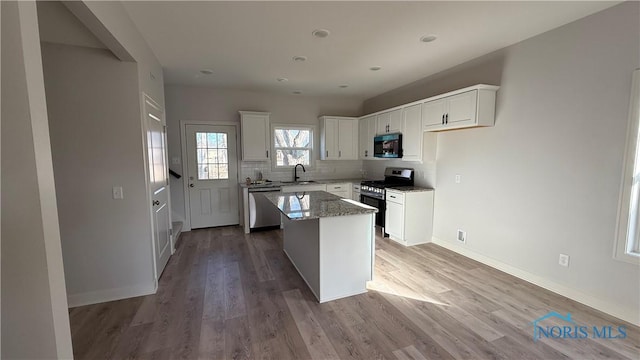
329 191 350 199
281 184 327 193
327 183 349 192
386 190 404 204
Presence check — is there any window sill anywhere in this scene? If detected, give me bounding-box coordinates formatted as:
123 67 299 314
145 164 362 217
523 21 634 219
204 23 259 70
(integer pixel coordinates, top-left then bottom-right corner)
613 250 640 266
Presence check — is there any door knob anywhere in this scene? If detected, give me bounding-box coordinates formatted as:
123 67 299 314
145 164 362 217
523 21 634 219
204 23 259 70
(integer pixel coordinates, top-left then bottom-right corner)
189 184 194 188
152 200 160 206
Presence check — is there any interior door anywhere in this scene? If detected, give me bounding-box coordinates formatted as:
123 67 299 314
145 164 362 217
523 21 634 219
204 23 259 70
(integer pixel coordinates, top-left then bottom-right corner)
186 124 239 229
145 95 171 278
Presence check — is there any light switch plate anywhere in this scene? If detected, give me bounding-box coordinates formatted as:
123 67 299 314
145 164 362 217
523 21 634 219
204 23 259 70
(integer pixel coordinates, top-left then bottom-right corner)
559 254 570 267
455 174 461 184
112 186 124 200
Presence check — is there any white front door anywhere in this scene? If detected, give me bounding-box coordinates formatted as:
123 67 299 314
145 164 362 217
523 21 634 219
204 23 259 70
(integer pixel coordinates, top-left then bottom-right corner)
145 95 172 278
185 124 239 229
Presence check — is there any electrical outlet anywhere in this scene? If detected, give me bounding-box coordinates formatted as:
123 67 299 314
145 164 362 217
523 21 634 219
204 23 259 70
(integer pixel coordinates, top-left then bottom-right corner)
457 229 466 243
559 254 570 267
455 174 461 184
112 186 124 200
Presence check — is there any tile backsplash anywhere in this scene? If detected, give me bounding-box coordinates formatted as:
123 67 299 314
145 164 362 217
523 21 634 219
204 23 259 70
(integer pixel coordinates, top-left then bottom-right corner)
241 160 366 182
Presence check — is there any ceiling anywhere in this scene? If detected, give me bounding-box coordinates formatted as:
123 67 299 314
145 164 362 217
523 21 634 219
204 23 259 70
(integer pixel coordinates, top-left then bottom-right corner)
122 1 617 100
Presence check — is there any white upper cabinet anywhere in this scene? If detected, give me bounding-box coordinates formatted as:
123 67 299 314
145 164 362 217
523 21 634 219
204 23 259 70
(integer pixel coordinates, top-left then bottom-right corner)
377 109 402 134
422 99 447 128
319 116 358 160
359 115 376 159
239 111 270 161
421 85 499 132
401 104 423 162
338 118 358 160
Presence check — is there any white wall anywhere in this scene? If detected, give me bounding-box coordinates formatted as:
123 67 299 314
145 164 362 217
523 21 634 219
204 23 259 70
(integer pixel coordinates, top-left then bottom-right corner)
1 1 73 358
41 42 157 306
65 1 165 107
165 85 364 223
37 1 165 306
363 2 640 325
37 1 106 50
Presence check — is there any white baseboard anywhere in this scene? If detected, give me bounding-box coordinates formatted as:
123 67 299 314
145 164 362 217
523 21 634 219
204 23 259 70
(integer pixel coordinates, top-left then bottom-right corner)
67 281 157 308
431 237 640 327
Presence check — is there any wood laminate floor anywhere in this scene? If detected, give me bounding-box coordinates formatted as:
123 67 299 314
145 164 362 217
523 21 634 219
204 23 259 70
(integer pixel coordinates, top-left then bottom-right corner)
69 226 640 359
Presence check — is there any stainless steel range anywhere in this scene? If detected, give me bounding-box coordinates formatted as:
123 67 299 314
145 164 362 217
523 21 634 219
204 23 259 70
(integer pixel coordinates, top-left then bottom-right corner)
360 167 414 235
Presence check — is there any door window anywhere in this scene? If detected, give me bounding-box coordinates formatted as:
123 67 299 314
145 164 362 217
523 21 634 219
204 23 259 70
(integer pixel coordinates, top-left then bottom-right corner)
196 132 228 180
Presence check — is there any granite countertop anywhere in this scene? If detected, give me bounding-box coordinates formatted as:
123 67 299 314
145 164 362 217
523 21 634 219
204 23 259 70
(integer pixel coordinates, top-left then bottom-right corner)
240 178 366 189
386 186 434 192
263 191 378 220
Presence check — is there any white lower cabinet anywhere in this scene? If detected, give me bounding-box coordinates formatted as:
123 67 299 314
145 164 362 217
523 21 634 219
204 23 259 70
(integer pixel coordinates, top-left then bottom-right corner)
385 189 434 246
385 199 404 240
352 183 361 202
326 183 351 199
281 184 327 193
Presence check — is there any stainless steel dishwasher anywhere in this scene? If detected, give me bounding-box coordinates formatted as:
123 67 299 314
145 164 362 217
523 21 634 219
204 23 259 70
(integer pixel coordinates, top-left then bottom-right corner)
248 187 282 231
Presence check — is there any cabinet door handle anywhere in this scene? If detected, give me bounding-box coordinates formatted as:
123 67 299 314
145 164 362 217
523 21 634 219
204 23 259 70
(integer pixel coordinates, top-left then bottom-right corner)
339 150 341 157
326 150 329 158
446 113 449 124
335 187 341 189
266 150 269 158
442 114 445 124
389 195 396 199
365 150 368 157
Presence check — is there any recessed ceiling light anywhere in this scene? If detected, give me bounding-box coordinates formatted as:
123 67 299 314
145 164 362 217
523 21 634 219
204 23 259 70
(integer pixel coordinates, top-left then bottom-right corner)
292 56 307 62
292 90 302 95
420 35 438 43
369 66 382 71
277 77 289 82
200 69 214 75
312 29 331 38
339 84 349 88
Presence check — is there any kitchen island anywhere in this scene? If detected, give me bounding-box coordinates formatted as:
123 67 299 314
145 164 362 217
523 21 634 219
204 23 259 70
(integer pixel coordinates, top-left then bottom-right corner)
264 191 377 302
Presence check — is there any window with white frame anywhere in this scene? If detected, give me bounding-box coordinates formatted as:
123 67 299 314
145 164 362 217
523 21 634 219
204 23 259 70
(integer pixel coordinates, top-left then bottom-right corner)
273 126 313 168
615 69 640 264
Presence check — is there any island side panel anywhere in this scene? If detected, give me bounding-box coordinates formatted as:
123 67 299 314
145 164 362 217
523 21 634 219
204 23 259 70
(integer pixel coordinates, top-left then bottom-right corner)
318 213 374 302
282 216 320 300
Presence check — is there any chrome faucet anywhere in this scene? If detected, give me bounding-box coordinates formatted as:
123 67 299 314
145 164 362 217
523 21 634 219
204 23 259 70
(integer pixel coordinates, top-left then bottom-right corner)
294 163 306 182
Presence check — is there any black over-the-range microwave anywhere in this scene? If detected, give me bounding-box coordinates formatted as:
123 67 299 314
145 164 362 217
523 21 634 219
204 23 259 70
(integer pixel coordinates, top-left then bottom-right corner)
374 133 402 158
